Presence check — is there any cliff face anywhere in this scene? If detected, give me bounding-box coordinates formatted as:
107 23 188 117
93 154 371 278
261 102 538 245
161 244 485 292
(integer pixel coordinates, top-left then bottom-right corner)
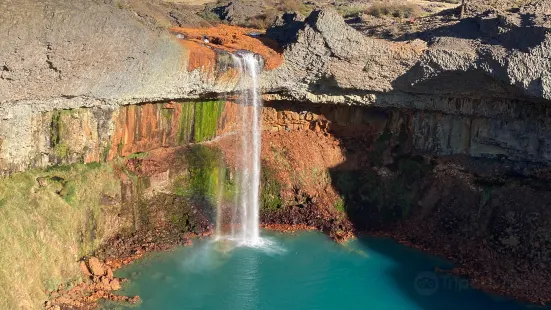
2 1 551 308
0 0 244 175
0 0 236 105
256 101 551 303
259 7 551 167
3 2 551 173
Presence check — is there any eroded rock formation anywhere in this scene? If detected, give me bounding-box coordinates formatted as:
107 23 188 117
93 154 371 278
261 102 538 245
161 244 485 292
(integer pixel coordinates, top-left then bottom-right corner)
2 0 551 308
264 7 551 102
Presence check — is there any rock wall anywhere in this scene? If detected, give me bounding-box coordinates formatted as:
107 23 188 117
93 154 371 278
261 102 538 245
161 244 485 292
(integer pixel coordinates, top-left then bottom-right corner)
258 100 551 304
0 100 240 175
0 0 240 105
263 97 551 165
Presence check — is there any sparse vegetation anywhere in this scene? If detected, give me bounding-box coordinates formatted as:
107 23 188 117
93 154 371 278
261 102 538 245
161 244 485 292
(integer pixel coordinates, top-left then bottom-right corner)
0 163 122 310
337 5 368 18
427 0 461 3
334 197 346 213
127 152 149 160
232 0 313 29
367 1 422 19
174 145 225 206
261 165 282 210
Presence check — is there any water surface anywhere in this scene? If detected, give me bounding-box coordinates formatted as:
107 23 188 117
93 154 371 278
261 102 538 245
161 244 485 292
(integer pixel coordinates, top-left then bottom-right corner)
106 231 537 310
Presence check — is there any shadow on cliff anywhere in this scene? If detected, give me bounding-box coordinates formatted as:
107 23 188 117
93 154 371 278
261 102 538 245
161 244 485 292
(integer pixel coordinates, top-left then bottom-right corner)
263 102 440 308
264 101 530 309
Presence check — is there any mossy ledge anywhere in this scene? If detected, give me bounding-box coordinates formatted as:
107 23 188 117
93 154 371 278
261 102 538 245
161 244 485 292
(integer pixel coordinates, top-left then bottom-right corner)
0 98 230 309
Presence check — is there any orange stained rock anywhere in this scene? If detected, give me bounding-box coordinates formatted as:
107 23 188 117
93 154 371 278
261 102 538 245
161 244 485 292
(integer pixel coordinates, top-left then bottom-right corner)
107 103 185 160
170 24 283 71
179 40 217 73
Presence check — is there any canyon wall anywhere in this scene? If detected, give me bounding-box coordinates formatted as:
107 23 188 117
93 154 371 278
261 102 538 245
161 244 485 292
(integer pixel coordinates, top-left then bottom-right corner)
3 2 551 174
0 99 239 175
259 100 551 303
263 8 551 102
1 0 551 308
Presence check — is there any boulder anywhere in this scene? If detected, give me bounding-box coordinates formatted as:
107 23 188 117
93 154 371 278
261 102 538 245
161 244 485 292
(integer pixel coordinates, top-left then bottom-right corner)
110 278 121 291
79 261 92 277
106 267 114 280
87 257 105 277
100 276 110 288
266 12 305 46
211 0 265 26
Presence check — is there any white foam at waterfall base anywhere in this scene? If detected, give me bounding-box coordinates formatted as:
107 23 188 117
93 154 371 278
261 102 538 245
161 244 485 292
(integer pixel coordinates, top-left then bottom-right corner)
215 52 264 247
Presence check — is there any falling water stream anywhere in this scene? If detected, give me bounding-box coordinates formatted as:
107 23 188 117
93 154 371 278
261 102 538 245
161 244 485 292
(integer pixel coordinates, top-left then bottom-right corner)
216 52 263 246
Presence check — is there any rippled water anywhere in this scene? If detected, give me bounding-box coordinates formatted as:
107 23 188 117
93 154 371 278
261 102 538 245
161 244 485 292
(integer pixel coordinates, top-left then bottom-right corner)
104 231 538 310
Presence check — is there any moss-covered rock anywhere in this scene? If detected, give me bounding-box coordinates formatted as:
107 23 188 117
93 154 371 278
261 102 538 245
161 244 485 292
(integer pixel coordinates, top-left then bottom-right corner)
193 100 224 143
260 164 282 211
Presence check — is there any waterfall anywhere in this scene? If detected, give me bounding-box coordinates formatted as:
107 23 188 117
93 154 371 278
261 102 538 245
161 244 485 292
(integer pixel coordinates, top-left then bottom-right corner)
217 52 263 246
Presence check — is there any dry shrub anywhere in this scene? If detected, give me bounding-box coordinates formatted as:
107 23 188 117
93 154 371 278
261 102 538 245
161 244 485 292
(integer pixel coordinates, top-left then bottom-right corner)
245 8 278 29
367 1 422 19
243 0 311 29
278 0 307 13
426 0 461 3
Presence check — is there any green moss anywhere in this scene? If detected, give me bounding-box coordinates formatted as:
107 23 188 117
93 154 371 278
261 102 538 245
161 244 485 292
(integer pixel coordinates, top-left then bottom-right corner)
127 152 148 160
50 111 70 159
332 171 363 213
178 102 195 145
50 110 81 160
85 162 102 170
54 142 69 158
161 107 173 121
261 165 282 211
102 142 112 162
334 197 346 213
58 180 77 205
50 111 62 147
173 145 225 207
117 139 124 157
193 100 224 143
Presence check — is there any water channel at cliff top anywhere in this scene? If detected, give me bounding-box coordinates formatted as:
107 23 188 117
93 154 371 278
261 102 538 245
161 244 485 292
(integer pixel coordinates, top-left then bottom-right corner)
103 231 537 310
